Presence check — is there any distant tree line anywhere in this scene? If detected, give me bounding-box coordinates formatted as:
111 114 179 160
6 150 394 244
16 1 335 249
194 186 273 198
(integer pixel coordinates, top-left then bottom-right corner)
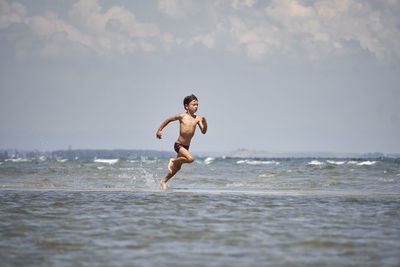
0 149 175 159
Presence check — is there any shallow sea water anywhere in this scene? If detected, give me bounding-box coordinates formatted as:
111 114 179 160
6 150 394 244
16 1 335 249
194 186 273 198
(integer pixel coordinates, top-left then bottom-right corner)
1 157 400 266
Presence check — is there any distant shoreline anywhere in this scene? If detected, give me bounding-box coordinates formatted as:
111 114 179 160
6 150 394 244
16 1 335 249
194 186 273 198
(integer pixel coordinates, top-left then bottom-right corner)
0 149 399 159
212 149 400 159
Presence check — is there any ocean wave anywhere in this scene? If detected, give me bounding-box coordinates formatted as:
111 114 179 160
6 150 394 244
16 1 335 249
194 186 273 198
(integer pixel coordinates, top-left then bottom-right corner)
357 161 377 166
308 160 324 166
346 160 376 165
94 159 119 164
117 173 135 179
309 160 377 167
236 160 279 165
259 173 280 178
142 159 159 164
38 156 47 161
378 178 395 182
226 182 267 188
225 182 308 188
5 158 31 163
120 167 138 171
326 160 346 165
204 157 215 165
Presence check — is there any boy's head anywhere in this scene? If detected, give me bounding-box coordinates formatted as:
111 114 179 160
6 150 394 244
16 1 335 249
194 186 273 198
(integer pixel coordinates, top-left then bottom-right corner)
183 94 198 111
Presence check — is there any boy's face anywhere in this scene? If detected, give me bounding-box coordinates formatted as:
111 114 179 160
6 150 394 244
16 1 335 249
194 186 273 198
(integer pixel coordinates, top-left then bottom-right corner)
185 100 198 114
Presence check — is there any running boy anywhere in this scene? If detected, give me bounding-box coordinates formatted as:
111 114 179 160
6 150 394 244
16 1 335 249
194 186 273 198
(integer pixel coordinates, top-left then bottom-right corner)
156 94 207 190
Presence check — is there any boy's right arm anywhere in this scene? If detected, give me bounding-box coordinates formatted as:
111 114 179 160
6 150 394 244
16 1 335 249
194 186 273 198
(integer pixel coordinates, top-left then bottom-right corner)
156 114 181 139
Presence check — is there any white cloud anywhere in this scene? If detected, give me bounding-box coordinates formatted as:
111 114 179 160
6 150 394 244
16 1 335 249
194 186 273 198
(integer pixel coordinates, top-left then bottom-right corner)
1 0 399 62
1 0 169 56
0 0 26 28
225 16 280 59
190 33 215 49
222 0 400 61
267 0 315 19
157 0 195 19
232 0 258 9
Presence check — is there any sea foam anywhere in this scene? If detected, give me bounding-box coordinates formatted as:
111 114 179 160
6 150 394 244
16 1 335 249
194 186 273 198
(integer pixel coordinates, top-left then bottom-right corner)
357 161 376 166
94 159 119 164
327 160 346 165
236 160 279 165
204 157 215 165
308 160 324 166
5 158 31 163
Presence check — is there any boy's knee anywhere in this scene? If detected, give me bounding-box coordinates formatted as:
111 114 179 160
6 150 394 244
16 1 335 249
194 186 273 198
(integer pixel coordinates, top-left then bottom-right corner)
187 156 194 163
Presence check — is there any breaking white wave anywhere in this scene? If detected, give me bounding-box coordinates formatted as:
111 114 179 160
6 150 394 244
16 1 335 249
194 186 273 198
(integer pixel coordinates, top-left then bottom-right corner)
308 160 324 166
347 161 359 164
236 160 279 165
309 160 377 166
5 158 31 163
327 160 346 165
357 161 377 166
94 159 119 164
346 160 377 166
204 157 215 165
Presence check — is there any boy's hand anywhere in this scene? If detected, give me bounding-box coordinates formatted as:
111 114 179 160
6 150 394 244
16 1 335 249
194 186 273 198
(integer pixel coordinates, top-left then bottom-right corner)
202 117 207 125
156 130 162 139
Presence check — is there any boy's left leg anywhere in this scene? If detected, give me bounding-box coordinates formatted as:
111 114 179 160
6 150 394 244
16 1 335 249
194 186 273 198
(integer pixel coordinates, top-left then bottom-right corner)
161 149 191 190
161 162 182 190
169 149 193 178
168 147 193 174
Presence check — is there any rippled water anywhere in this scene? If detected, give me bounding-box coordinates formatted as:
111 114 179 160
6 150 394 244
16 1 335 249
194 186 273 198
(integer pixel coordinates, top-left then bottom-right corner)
1 157 400 266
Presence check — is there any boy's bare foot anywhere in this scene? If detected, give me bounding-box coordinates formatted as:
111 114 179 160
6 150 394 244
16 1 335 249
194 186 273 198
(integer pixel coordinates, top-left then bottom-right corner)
160 181 168 191
167 158 175 174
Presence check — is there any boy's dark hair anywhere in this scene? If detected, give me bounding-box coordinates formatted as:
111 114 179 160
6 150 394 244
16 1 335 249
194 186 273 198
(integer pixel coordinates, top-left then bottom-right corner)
183 94 198 108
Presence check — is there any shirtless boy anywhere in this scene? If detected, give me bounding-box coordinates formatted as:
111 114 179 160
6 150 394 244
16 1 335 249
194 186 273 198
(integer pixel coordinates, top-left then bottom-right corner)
156 94 207 190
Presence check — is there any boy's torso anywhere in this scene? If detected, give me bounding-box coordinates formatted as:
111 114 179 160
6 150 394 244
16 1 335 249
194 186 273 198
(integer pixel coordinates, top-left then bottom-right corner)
178 114 198 145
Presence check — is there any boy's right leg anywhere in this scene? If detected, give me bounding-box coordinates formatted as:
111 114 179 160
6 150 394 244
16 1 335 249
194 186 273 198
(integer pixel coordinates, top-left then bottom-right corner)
171 148 194 165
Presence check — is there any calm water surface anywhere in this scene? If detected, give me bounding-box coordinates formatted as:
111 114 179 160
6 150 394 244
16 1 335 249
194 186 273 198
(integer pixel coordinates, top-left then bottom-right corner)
1 157 399 266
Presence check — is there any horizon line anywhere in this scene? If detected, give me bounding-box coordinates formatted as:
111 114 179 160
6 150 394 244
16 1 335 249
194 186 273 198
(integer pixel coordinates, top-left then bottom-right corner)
1 148 399 157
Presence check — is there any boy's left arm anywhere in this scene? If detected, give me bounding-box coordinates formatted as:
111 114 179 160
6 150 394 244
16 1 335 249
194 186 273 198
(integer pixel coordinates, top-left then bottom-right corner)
198 116 207 134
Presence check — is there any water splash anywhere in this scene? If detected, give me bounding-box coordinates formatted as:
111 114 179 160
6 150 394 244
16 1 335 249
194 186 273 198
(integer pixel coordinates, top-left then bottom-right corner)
139 166 160 191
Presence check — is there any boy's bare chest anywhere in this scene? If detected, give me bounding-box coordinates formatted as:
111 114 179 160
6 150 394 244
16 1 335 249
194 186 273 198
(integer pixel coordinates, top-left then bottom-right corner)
181 116 197 128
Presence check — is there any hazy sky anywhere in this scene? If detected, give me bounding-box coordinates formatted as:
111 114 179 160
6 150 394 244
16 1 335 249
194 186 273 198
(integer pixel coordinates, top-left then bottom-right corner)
1 0 399 153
